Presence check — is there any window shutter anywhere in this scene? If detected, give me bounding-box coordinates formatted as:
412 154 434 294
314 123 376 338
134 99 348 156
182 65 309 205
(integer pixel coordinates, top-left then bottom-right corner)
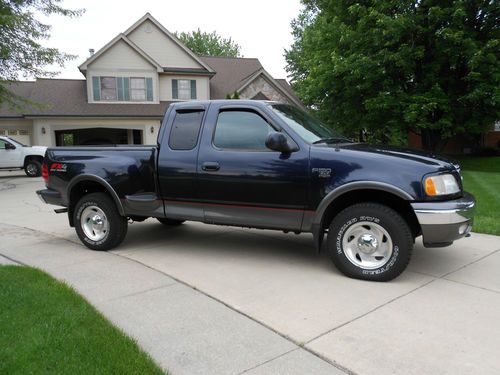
92 77 100 101
123 77 130 101
146 77 153 101
190 80 197 99
117 77 124 101
172 79 178 99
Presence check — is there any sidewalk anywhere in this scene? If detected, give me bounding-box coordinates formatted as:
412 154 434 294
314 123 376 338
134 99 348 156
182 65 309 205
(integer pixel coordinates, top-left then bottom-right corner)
0 223 345 375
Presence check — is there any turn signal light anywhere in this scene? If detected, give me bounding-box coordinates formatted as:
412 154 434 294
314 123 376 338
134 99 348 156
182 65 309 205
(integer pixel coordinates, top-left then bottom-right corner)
425 178 437 196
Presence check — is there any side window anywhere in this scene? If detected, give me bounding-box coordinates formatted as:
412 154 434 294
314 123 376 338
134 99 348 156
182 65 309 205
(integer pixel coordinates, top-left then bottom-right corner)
0 140 9 149
213 111 274 150
168 110 204 150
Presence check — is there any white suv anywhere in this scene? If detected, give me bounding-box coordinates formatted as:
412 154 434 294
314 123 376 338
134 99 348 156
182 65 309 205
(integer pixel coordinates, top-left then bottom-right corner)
0 136 47 177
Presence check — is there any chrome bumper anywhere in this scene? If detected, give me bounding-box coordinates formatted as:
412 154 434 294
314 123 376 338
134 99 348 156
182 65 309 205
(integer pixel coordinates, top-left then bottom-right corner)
411 192 475 247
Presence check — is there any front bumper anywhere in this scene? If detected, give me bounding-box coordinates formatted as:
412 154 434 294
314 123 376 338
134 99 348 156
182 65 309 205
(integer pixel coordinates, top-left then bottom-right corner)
36 188 65 207
411 192 475 248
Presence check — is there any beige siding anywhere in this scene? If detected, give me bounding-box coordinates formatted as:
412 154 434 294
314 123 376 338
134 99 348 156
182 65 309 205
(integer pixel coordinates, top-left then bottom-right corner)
88 40 156 71
159 75 210 101
128 20 202 69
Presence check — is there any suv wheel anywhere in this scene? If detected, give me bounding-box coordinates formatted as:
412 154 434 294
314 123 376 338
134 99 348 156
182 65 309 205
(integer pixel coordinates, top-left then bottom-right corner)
74 193 127 250
24 160 41 177
327 203 413 281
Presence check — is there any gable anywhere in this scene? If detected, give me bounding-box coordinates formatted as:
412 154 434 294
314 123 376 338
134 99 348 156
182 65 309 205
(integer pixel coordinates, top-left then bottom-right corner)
127 19 203 69
88 39 157 71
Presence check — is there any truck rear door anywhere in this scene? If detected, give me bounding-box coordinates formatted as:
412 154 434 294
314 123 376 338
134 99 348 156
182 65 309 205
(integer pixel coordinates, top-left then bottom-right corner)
157 104 206 221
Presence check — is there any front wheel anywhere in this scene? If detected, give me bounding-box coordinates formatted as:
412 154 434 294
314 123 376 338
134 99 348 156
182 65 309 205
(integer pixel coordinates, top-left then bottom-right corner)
24 160 41 177
327 203 413 281
74 193 128 251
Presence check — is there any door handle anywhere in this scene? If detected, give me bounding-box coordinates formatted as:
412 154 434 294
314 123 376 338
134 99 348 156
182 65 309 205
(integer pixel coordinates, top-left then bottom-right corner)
202 162 220 171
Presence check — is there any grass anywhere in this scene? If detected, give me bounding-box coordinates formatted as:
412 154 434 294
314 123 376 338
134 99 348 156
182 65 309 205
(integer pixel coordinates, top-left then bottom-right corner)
0 266 165 375
459 156 500 236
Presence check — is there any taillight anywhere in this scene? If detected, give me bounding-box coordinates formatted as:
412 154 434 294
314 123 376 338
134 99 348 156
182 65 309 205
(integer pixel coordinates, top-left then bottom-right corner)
42 162 49 184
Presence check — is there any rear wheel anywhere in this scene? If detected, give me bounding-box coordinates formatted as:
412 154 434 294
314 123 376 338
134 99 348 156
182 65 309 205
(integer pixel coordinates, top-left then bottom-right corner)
24 160 41 177
157 218 185 226
74 193 127 251
327 203 413 281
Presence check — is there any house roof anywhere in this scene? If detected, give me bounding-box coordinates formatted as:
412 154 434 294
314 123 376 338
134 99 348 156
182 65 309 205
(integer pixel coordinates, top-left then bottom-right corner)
0 79 170 118
200 56 264 99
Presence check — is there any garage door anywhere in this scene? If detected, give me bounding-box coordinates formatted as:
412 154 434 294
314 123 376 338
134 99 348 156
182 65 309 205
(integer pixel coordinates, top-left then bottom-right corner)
0 129 31 145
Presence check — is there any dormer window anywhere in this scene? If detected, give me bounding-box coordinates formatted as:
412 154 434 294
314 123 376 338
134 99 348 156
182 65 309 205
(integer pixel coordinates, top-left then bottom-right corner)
92 76 153 102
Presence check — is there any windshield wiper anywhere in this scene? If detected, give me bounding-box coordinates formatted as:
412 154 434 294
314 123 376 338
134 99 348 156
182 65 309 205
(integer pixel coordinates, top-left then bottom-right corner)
312 137 353 145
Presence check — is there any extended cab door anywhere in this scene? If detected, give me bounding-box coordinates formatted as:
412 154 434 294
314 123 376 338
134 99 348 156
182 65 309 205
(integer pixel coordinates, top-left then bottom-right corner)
197 103 309 230
157 105 206 221
0 139 22 168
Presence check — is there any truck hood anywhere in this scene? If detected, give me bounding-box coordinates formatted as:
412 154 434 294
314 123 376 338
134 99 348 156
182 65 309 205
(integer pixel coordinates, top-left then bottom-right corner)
324 143 459 170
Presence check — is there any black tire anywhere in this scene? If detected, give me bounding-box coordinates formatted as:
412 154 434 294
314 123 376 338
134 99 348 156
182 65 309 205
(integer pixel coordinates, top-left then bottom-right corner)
74 193 128 251
157 218 185 226
24 160 41 177
327 203 413 282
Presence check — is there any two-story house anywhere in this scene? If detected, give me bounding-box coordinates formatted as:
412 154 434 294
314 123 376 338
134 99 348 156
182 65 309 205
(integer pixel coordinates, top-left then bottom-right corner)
0 13 302 147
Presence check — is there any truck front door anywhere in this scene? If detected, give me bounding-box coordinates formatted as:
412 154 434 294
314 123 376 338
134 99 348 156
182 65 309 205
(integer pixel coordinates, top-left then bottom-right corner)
0 139 22 168
197 103 309 230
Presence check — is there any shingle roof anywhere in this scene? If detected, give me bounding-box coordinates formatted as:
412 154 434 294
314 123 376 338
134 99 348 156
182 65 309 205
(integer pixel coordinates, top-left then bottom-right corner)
0 58 301 118
0 79 171 118
200 56 263 99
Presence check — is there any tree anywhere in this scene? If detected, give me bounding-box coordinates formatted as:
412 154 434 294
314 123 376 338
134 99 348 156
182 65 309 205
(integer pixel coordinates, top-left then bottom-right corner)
175 29 242 58
0 0 82 106
286 1 499 151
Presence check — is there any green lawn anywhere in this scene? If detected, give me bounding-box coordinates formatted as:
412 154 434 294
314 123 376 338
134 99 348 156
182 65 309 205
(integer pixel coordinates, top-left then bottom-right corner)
459 156 500 236
0 266 165 375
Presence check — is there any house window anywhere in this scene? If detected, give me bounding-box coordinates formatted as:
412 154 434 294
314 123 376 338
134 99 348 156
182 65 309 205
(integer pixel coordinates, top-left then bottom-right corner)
172 79 197 100
92 76 153 102
130 78 146 101
100 77 117 100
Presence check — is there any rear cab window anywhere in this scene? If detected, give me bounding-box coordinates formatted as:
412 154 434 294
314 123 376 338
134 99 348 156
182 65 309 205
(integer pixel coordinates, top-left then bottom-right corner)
168 110 204 150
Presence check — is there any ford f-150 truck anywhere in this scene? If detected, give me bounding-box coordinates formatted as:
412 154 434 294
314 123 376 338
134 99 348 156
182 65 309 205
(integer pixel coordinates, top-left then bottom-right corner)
0 136 47 177
37 100 475 281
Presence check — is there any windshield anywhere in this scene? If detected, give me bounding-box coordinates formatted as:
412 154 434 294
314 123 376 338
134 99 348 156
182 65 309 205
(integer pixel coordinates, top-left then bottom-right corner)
269 104 347 144
7 137 27 147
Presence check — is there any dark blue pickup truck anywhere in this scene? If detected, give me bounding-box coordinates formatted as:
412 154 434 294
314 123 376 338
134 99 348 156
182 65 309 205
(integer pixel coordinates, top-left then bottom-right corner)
37 100 475 281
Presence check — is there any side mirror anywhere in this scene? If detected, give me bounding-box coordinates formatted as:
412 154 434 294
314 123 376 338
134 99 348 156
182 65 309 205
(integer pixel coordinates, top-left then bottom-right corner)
265 132 295 153
5 143 16 150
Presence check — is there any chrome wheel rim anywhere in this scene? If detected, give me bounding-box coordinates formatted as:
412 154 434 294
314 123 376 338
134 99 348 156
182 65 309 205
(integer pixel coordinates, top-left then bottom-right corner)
26 164 37 175
342 221 393 269
81 206 109 242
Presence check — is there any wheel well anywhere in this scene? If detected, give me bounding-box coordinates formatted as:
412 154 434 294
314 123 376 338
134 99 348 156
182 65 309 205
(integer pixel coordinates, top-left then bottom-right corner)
23 155 43 167
68 181 112 227
321 189 421 239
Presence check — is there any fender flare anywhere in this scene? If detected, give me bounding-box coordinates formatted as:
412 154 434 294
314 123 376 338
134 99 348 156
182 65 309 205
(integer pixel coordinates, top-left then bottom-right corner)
67 174 125 216
311 181 414 251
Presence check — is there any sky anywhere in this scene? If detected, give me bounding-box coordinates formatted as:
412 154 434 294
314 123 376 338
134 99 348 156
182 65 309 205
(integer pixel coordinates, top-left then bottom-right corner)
38 0 304 81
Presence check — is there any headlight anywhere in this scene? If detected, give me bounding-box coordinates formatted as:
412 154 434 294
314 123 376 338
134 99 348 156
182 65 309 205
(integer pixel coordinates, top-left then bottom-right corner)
424 174 460 196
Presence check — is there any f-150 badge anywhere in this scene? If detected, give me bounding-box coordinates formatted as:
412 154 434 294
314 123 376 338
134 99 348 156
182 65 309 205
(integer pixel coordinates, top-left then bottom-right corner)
312 168 332 178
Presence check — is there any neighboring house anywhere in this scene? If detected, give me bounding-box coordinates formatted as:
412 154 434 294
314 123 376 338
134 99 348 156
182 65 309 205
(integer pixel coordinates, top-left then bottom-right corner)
0 13 302 147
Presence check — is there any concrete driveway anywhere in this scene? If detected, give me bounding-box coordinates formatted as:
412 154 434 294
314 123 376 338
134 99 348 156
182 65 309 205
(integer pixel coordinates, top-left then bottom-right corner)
1 171 499 374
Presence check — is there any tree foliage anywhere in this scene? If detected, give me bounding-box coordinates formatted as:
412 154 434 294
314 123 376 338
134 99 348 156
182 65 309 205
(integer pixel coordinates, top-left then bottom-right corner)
286 0 499 151
0 0 82 106
175 29 242 58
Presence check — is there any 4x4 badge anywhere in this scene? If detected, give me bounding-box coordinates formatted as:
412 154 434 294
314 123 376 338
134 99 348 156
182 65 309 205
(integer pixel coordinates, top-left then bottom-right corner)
312 168 332 178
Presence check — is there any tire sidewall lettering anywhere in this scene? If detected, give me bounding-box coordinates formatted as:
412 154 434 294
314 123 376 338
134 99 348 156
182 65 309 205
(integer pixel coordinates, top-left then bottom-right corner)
335 214 399 275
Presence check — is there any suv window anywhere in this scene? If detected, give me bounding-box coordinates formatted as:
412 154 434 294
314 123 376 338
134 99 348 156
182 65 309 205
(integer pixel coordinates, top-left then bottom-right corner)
213 110 274 150
168 110 204 150
0 139 8 149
